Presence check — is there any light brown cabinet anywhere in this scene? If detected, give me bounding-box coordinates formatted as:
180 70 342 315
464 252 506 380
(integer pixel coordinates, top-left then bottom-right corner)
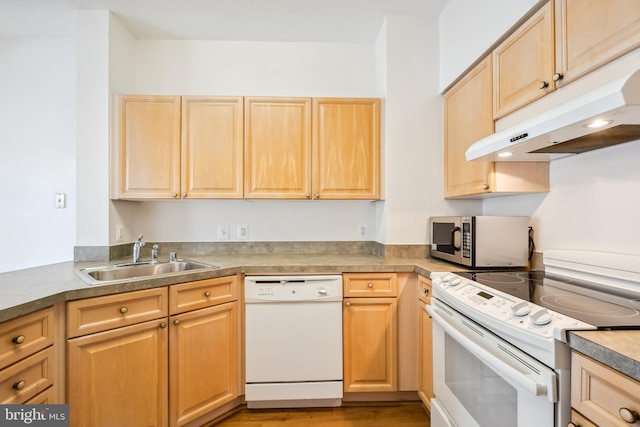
168 276 239 427
113 95 244 199
244 97 312 199
0 307 58 405
66 288 170 427
493 1 555 119
342 273 397 392
312 98 380 200
571 351 640 426
417 275 433 410
66 276 240 427
443 56 549 198
555 0 640 86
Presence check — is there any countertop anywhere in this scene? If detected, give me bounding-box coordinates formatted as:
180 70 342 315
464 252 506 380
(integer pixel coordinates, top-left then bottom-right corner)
569 330 640 383
0 253 460 322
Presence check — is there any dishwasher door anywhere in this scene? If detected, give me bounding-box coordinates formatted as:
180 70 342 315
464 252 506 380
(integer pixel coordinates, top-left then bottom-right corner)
244 275 343 408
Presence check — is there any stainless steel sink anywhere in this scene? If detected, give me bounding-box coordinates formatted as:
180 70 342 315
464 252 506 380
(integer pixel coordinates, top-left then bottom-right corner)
76 260 217 284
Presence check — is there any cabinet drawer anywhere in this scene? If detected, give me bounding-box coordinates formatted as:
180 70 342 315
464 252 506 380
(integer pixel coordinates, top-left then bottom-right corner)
343 273 397 297
67 287 168 338
571 351 640 426
417 275 432 304
169 275 238 315
571 409 596 427
0 346 54 404
0 306 55 369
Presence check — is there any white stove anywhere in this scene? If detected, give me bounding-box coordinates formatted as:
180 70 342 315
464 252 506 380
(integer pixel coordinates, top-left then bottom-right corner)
428 250 640 427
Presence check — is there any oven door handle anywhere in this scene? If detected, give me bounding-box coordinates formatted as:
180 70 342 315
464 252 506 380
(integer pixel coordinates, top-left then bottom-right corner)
427 304 555 402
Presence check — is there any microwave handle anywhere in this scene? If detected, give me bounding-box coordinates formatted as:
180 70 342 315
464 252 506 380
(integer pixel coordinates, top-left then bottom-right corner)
451 227 461 251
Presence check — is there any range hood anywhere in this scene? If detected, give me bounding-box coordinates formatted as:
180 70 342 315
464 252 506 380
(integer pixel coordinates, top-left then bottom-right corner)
466 69 640 162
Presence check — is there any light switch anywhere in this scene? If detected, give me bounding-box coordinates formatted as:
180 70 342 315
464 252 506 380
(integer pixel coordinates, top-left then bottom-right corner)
55 193 66 209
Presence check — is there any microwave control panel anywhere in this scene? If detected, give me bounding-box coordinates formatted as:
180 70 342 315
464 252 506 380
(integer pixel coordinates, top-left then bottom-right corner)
461 221 471 259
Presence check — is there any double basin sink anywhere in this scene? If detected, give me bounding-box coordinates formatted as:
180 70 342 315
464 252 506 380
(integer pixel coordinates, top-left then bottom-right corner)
77 260 218 284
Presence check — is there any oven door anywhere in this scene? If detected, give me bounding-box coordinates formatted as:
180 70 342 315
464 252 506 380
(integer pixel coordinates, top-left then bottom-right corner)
428 299 557 427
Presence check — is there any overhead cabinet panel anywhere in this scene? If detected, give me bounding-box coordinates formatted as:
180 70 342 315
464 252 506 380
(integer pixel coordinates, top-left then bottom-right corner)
313 98 380 200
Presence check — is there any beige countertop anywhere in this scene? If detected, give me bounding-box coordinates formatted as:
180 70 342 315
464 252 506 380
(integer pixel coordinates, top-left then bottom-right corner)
0 253 459 322
569 330 640 382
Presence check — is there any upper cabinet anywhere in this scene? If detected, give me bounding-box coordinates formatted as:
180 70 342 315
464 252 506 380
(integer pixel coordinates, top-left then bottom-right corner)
493 1 555 119
555 0 640 86
112 95 244 200
444 56 550 198
313 98 380 200
113 95 380 200
244 97 312 199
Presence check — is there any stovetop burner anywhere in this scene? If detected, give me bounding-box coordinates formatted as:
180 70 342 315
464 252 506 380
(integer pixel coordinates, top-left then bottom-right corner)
456 270 640 328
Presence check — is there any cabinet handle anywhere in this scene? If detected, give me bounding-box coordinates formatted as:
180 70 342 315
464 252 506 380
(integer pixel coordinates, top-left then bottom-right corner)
367 283 374 288
172 193 178 198
553 73 564 82
204 291 211 297
13 380 26 391
173 319 181 326
539 81 549 89
619 407 640 424
159 322 168 329
119 307 128 314
12 335 25 345
182 192 187 198
345 301 351 306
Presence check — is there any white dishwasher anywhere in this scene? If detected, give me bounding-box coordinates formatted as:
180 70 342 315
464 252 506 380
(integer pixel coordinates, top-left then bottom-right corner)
244 274 343 409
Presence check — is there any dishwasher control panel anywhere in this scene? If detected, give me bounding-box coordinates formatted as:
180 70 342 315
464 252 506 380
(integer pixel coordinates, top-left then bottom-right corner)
245 275 343 302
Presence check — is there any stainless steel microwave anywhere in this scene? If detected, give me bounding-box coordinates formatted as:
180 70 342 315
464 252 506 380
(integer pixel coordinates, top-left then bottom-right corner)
429 216 529 267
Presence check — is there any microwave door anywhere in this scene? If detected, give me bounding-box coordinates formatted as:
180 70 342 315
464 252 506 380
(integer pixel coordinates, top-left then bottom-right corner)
432 218 461 264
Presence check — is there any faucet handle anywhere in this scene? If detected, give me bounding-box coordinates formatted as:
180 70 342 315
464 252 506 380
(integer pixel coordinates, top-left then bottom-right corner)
169 252 177 262
136 234 144 242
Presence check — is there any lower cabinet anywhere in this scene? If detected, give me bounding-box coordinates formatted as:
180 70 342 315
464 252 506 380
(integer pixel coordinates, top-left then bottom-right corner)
571 350 640 426
417 275 433 410
66 275 239 427
342 273 398 392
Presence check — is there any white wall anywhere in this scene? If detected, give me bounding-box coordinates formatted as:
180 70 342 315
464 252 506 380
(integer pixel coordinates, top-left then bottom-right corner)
438 0 541 92
0 39 77 273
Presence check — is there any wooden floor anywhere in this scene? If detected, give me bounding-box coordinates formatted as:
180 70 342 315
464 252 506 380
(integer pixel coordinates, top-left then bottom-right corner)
212 402 430 427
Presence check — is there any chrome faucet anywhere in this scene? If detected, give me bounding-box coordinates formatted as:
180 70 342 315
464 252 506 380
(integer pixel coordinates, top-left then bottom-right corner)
151 245 159 263
133 235 145 263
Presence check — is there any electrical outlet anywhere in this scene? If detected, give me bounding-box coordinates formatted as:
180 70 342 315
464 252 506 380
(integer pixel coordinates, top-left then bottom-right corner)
217 224 230 240
116 225 125 242
357 224 368 239
237 224 249 240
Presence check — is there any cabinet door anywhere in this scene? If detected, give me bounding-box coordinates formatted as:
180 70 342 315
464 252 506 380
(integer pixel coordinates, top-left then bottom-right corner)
67 319 169 427
417 301 433 409
244 97 312 199
312 98 380 200
343 298 397 392
493 1 555 119
116 95 182 199
169 301 238 427
181 96 244 199
556 0 640 85
444 56 495 197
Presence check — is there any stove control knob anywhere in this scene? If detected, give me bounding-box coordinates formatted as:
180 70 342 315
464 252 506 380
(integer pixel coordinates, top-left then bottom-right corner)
530 309 552 326
511 301 531 317
449 277 462 287
441 274 453 282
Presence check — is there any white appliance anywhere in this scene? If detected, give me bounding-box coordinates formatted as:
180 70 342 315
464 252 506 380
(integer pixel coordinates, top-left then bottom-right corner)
428 250 640 427
244 275 343 409
465 69 640 162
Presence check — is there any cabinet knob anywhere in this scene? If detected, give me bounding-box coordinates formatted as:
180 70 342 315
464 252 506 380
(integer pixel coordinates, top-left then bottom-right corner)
172 193 178 198
159 322 168 329
345 301 351 306
13 380 26 391
204 291 211 297
12 335 25 345
422 288 429 295
367 283 374 288
567 423 577 427
182 192 187 198
305 193 310 198
553 73 564 82
539 81 549 89
119 307 128 314
619 407 640 424
482 184 490 190
173 319 181 326
315 193 320 198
